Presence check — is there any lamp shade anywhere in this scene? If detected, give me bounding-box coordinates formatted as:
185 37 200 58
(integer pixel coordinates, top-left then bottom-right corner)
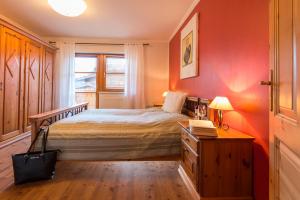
209 96 233 111
162 91 168 97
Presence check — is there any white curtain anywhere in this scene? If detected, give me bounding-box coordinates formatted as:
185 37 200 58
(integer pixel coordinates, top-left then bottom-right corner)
124 44 145 109
54 41 76 108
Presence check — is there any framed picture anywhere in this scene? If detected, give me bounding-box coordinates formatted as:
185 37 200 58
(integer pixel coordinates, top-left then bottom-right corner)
180 13 198 79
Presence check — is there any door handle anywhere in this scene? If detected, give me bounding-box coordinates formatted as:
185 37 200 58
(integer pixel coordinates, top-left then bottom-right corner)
260 70 274 111
260 81 272 86
0 82 3 91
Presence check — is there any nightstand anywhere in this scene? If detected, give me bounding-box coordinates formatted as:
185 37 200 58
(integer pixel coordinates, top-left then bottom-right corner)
177 120 254 200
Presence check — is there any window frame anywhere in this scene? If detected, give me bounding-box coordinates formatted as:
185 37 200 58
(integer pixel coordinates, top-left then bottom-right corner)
100 54 125 92
74 53 125 108
74 54 98 93
75 53 125 93
75 53 99 108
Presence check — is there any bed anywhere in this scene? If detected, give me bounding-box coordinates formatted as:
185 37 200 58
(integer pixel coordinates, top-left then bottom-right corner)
29 96 210 160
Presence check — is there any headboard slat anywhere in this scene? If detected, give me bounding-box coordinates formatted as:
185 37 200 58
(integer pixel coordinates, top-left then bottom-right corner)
182 97 210 119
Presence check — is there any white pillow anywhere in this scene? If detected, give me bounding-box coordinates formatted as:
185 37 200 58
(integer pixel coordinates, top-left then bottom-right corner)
162 91 187 113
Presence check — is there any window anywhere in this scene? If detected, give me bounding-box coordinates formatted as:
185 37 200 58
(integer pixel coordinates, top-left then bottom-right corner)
75 55 98 108
102 55 125 91
74 54 125 108
75 56 97 92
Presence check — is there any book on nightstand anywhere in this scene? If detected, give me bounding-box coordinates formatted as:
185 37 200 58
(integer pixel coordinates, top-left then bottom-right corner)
188 119 218 137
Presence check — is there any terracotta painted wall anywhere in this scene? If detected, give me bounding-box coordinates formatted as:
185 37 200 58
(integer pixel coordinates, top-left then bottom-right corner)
169 0 269 200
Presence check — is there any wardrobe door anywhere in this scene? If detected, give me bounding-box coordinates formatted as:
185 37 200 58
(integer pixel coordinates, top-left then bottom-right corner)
42 48 54 112
23 40 43 132
0 27 25 141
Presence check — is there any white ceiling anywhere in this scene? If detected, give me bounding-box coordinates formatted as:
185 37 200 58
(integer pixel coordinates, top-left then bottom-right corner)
0 0 194 40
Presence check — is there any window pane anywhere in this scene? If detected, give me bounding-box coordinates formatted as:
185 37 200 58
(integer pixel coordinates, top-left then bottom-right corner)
75 73 96 91
106 57 125 73
106 74 125 89
76 92 96 109
75 57 97 72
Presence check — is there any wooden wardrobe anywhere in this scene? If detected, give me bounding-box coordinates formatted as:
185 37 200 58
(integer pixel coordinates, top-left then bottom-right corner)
0 19 56 143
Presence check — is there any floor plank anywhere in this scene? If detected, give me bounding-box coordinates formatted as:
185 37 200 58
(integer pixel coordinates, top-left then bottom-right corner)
0 137 192 200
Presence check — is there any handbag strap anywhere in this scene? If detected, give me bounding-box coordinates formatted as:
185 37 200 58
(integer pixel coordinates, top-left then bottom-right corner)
41 127 49 153
27 126 49 154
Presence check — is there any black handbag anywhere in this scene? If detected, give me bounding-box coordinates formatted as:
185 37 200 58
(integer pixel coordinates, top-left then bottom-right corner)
12 126 58 185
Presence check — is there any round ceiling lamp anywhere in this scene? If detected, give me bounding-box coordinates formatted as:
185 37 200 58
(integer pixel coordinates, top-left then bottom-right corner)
48 0 87 17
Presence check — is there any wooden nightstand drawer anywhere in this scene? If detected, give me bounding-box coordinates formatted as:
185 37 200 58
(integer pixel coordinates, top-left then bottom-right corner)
178 120 254 200
181 140 198 187
181 129 198 153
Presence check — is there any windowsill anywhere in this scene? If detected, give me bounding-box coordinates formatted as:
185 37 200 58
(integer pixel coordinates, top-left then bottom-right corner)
98 91 125 95
75 91 124 94
75 91 96 93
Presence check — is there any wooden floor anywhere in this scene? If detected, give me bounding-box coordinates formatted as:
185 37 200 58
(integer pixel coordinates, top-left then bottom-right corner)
0 137 193 200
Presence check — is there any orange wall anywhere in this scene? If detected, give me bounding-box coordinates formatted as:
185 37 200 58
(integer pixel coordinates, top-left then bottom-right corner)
169 0 269 199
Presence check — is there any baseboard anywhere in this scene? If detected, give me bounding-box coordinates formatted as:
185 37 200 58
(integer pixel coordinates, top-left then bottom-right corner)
178 164 199 200
199 197 253 200
0 132 31 149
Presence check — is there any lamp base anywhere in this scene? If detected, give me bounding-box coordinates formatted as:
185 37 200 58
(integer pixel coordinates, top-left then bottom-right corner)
217 110 223 128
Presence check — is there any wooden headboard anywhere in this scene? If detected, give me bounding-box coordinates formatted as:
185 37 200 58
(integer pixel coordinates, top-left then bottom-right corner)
182 97 211 119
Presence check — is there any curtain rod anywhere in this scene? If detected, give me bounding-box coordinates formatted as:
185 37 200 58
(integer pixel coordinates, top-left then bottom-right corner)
49 41 150 46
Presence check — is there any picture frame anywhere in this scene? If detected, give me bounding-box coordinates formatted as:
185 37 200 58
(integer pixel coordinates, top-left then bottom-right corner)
180 13 198 79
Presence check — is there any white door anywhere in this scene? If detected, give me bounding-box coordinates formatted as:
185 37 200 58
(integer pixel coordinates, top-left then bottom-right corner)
269 0 300 199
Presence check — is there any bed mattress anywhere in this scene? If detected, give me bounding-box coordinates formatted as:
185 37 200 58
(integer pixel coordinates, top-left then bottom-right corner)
37 108 188 160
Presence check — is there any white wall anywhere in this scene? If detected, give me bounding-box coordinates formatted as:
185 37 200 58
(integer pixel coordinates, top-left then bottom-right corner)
144 43 169 106
47 38 169 108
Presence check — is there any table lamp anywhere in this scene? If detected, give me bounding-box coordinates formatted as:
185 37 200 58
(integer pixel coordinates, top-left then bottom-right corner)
162 91 168 97
208 96 233 128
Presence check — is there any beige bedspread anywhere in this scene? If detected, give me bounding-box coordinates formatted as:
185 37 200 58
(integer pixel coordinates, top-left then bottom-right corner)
42 108 188 160
49 108 187 139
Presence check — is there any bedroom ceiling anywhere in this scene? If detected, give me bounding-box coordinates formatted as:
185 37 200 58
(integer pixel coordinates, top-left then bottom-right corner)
0 0 194 40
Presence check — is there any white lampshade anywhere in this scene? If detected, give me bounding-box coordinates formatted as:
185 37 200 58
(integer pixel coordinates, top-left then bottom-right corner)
48 0 87 17
162 91 168 97
209 96 233 111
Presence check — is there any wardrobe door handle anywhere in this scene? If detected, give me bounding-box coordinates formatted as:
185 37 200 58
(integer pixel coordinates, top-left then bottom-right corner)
184 147 189 154
0 82 2 91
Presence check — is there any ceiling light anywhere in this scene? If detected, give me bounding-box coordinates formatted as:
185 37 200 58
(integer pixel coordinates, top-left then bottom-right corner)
48 0 87 17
